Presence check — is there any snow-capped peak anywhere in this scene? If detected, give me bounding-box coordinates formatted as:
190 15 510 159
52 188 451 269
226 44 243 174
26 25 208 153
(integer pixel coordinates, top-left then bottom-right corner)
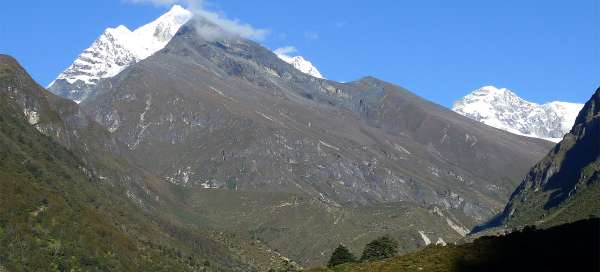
275 52 324 79
130 5 192 59
476 85 516 96
49 5 192 103
108 25 132 35
453 86 583 142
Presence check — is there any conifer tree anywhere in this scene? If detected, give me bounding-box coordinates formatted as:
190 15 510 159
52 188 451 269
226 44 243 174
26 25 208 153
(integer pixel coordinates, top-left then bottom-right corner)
327 244 356 267
360 235 398 261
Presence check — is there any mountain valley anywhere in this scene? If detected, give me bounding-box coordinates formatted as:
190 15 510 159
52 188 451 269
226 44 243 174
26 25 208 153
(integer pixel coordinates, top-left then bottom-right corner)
2 3 598 271
78 17 552 265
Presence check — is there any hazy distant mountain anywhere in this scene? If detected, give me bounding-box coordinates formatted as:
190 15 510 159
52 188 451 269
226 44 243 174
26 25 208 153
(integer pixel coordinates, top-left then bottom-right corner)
81 19 553 265
453 86 583 142
48 5 192 103
475 87 600 232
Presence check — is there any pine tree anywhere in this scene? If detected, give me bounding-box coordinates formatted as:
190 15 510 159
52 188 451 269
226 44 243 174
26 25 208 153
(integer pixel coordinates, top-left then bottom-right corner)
327 244 356 267
360 235 398 261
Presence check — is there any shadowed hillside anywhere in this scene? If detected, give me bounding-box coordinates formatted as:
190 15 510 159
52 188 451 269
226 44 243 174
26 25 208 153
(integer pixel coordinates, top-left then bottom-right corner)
308 218 600 272
474 87 600 232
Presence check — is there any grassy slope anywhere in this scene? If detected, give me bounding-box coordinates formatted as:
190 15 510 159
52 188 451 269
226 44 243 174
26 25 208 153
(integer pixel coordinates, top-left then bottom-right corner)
0 95 238 271
169 186 467 267
307 218 599 272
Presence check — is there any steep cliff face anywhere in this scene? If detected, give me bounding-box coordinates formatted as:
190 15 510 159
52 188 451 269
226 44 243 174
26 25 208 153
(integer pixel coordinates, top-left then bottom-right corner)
477 87 600 231
82 21 553 265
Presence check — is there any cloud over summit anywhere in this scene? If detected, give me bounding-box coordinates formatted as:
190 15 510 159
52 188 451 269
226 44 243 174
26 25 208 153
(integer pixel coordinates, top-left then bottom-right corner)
126 0 269 40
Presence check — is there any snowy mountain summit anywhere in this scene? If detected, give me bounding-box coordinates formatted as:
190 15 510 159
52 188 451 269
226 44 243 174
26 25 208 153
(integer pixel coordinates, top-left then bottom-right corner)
453 86 583 142
48 5 192 103
274 52 324 79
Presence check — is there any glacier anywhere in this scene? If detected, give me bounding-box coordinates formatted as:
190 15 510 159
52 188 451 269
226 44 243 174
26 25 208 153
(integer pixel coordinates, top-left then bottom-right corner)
453 86 583 142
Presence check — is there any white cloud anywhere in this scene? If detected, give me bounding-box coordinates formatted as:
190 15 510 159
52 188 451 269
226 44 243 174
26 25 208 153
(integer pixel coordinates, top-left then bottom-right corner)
126 0 269 40
274 46 297 56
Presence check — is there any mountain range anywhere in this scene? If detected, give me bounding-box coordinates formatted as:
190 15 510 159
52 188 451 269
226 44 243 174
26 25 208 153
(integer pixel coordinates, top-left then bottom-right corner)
310 87 600 272
3 4 597 271
453 86 583 142
78 15 552 265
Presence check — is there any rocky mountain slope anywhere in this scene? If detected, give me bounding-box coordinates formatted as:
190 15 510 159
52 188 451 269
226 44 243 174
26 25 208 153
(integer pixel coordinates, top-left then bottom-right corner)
48 5 192 103
81 20 553 265
1 55 149 192
476 87 600 232
1 54 305 272
453 86 583 142
0 91 198 271
0 54 236 271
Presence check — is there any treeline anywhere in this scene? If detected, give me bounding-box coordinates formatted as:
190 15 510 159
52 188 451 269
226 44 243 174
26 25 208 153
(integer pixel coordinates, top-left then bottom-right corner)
265 235 401 272
328 236 399 267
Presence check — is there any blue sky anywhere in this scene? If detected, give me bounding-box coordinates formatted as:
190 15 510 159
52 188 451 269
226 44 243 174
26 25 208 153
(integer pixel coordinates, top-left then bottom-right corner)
1 0 598 107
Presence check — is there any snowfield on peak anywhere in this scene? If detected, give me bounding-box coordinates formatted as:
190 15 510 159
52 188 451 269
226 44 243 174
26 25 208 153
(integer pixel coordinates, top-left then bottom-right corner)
49 4 325 103
453 86 583 142
48 5 192 103
275 53 324 79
